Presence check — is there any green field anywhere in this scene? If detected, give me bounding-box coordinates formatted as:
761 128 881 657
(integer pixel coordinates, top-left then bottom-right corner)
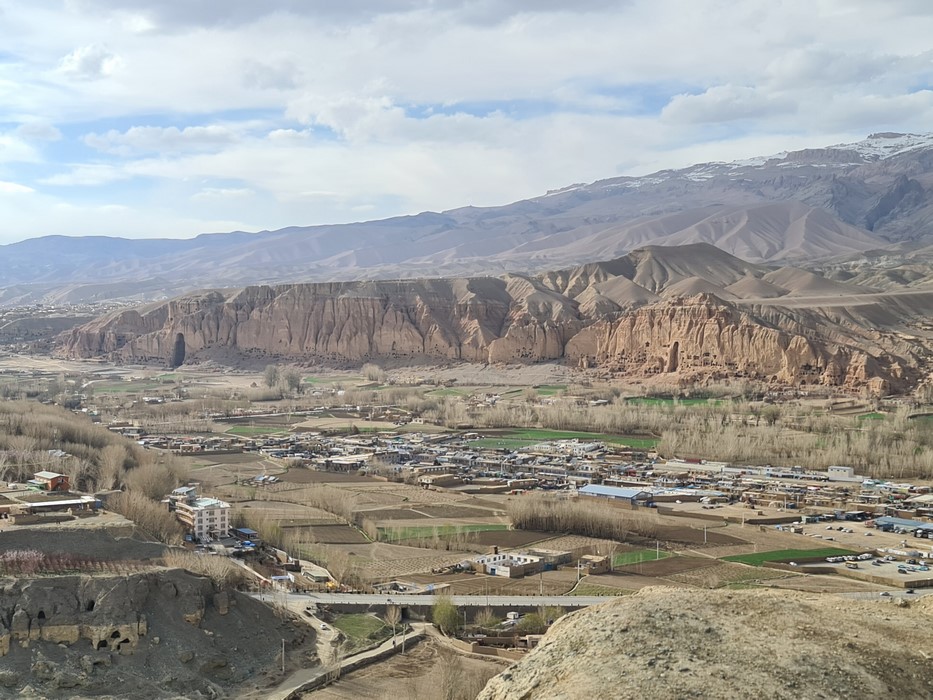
379 523 508 542
93 382 165 394
303 375 361 385
426 388 468 397
570 584 631 597
722 547 855 566
626 396 721 406
612 549 672 567
225 425 287 436
858 412 886 421
534 384 567 396
330 613 392 652
469 429 658 451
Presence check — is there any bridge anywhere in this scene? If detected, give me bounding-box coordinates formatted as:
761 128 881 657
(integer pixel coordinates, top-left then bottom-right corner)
256 591 615 616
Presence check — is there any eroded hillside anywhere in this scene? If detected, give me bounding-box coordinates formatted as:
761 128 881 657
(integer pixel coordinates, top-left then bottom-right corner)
478 587 933 700
57 244 933 393
0 568 312 699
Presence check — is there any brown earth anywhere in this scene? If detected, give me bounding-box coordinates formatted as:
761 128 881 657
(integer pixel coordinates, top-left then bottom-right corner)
279 470 375 484
478 587 933 700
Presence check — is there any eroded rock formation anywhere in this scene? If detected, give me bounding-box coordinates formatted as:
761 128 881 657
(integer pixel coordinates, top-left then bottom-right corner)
57 245 927 392
0 568 310 698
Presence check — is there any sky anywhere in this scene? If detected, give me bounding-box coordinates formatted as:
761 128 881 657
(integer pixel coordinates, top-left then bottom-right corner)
0 0 932 244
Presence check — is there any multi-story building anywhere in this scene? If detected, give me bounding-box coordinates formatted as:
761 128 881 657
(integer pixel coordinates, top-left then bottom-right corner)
172 494 231 542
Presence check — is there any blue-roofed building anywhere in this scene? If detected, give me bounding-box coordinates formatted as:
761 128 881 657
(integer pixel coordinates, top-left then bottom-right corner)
578 484 654 505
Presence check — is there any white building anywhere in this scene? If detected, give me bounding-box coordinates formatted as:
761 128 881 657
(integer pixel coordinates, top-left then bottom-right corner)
174 496 231 542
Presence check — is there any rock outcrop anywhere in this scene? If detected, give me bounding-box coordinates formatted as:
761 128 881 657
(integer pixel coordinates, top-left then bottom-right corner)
57 244 927 392
565 294 902 391
478 587 933 700
0 568 311 699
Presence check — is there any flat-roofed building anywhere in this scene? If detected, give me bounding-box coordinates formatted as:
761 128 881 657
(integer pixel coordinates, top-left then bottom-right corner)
28 471 69 492
174 496 231 542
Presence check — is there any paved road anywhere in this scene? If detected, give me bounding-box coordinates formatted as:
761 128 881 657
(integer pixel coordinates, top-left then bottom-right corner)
279 592 613 607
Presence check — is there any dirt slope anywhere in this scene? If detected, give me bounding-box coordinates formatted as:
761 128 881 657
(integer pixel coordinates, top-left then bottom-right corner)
478 587 933 700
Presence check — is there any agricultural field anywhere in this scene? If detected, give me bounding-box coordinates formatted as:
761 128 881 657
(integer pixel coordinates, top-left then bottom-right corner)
533 384 567 396
378 523 508 543
570 583 632 597
329 613 392 652
467 428 659 450
612 549 671 567
722 548 857 566
664 562 795 589
624 396 722 407
225 425 287 436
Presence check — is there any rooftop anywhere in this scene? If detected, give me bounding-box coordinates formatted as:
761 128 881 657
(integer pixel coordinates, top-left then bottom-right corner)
578 484 653 500
33 470 65 480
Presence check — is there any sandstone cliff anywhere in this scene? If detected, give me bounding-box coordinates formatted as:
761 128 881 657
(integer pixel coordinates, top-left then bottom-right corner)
57 244 928 392
478 587 933 700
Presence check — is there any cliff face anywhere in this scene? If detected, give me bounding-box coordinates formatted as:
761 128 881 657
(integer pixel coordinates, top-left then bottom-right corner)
0 568 310 698
564 295 898 391
60 277 585 366
57 245 924 392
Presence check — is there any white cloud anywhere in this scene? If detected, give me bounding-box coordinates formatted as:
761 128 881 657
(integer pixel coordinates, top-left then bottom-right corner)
0 134 40 163
14 121 62 142
58 44 121 80
40 163 131 186
191 187 255 201
662 85 797 124
0 180 35 195
84 125 240 156
0 0 931 244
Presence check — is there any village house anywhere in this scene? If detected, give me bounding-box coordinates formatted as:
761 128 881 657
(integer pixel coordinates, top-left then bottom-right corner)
167 486 231 542
27 471 69 492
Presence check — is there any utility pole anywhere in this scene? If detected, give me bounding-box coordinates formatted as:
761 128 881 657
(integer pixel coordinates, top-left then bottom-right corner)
281 638 285 674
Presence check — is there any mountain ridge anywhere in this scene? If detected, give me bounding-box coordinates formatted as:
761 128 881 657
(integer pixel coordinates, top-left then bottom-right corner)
5 133 933 306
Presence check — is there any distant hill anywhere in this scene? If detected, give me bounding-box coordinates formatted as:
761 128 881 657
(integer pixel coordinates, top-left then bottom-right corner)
4 132 933 306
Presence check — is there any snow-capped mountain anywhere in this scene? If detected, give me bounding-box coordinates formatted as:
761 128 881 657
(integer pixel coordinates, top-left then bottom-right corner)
2 133 932 305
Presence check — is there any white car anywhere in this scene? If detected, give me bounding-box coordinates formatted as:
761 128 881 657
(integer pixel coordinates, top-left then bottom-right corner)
319 623 329 631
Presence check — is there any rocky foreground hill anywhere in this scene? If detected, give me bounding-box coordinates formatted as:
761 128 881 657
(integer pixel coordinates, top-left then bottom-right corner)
58 244 932 393
0 568 312 699
478 587 933 700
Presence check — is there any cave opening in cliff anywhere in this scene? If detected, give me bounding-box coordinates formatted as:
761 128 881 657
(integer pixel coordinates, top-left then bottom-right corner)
86 600 95 612
37 609 46 620
97 640 108 649
668 341 680 372
171 332 186 368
